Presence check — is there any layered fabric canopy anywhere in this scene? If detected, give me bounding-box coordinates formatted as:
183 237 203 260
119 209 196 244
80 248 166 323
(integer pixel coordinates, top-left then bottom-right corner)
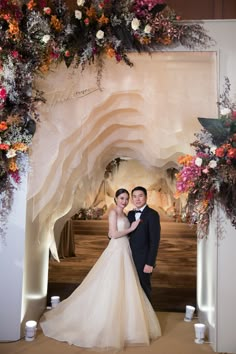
28 52 217 258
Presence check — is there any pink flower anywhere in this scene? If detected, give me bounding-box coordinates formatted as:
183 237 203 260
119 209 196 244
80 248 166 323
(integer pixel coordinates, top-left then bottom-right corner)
84 18 90 25
0 87 7 100
232 111 236 120
115 53 122 62
11 50 19 58
43 7 51 15
50 51 60 59
9 170 21 184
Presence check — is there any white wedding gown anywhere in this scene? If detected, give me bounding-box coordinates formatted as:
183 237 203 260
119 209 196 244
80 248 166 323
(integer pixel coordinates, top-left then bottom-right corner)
40 216 161 349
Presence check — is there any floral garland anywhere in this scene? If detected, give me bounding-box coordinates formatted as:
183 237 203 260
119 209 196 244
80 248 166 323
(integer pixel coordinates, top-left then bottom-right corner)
0 0 213 238
176 78 236 238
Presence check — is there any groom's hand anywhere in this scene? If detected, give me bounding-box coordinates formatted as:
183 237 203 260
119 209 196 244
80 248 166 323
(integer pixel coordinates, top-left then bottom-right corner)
143 264 153 273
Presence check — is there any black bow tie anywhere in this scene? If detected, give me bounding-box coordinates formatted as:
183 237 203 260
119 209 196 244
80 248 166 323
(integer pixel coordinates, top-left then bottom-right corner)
134 210 142 213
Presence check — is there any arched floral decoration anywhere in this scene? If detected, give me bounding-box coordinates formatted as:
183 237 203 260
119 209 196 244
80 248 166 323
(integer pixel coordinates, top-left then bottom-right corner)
0 0 213 238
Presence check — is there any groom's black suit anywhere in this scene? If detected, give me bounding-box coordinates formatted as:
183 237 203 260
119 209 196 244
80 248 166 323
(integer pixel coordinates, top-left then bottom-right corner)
128 206 161 301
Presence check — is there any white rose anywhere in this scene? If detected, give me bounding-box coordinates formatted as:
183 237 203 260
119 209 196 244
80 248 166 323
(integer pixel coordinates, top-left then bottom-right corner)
208 160 217 169
77 0 85 6
96 30 104 40
220 107 231 116
195 157 203 167
75 10 82 19
6 149 16 159
210 145 217 153
131 18 140 31
42 34 50 43
144 24 152 34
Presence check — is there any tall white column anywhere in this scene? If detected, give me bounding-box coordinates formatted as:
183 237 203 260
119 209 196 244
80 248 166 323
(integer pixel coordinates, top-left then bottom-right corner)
0 176 27 341
197 205 236 353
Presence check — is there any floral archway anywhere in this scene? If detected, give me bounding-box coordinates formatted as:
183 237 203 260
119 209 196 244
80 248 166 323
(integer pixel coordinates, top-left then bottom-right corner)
0 0 213 240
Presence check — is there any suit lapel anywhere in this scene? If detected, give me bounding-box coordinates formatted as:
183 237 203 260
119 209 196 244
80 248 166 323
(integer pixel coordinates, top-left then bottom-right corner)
141 205 149 218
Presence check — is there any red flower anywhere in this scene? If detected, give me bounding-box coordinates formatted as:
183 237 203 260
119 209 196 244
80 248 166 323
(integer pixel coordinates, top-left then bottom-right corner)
227 148 236 159
0 121 7 131
215 146 225 157
0 143 10 150
98 2 104 8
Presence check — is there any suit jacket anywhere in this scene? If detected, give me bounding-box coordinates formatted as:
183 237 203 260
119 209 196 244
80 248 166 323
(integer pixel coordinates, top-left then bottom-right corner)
128 205 161 271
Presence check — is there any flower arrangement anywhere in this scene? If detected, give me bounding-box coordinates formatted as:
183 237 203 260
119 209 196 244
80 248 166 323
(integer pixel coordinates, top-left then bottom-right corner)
0 0 213 239
73 206 106 220
175 78 236 238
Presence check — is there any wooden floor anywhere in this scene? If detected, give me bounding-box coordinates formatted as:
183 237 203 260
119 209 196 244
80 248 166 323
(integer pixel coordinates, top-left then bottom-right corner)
48 220 197 312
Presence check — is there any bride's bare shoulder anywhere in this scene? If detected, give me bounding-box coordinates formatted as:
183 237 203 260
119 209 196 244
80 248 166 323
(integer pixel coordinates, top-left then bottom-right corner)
108 208 117 218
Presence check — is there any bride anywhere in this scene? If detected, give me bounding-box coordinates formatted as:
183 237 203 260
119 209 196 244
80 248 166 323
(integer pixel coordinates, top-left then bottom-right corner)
40 188 161 349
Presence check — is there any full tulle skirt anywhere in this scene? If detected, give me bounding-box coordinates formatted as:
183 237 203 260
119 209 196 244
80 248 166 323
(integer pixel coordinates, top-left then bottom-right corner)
40 236 161 349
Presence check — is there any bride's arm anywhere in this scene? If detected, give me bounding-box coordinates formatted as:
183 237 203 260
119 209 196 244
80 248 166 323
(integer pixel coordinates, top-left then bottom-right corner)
108 210 140 239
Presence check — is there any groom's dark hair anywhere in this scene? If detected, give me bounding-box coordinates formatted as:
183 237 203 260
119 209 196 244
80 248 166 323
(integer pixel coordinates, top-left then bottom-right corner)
131 186 147 197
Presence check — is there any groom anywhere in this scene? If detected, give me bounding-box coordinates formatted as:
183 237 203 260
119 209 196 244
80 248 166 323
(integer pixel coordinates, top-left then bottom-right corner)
128 186 161 302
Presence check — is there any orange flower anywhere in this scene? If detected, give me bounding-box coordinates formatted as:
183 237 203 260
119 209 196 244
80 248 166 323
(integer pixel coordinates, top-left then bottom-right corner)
86 6 96 18
0 121 7 131
12 142 28 152
106 47 115 58
8 158 18 172
98 14 109 25
6 115 21 125
27 0 37 10
39 63 49 73
139 37 151 45
177 155 194 166
158 37 172 45
8 20 20 38
51 15 63 31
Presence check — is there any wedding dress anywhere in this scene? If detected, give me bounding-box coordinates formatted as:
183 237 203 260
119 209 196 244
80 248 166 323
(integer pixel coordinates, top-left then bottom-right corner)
40 216 161 349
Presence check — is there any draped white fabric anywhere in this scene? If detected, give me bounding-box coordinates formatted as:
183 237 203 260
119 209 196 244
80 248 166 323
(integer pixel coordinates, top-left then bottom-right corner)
27 52 217 259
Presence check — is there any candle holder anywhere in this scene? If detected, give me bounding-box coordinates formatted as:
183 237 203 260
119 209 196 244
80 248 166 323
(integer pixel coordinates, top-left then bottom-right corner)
25 320 37 341
184 305 195 322
51 295 60 308
194 323 206 344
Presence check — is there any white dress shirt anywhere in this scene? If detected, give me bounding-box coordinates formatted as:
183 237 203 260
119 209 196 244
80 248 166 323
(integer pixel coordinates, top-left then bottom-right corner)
134 205 146 220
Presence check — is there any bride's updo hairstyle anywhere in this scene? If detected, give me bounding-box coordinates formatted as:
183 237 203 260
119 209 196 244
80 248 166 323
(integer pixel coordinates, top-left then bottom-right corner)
114 188 129 204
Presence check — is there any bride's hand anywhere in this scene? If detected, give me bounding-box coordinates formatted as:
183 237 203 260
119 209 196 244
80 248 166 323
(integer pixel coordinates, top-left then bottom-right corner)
130 219 141 231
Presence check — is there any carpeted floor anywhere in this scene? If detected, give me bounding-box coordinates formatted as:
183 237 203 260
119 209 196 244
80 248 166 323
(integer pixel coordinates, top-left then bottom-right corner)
0 312 218 354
